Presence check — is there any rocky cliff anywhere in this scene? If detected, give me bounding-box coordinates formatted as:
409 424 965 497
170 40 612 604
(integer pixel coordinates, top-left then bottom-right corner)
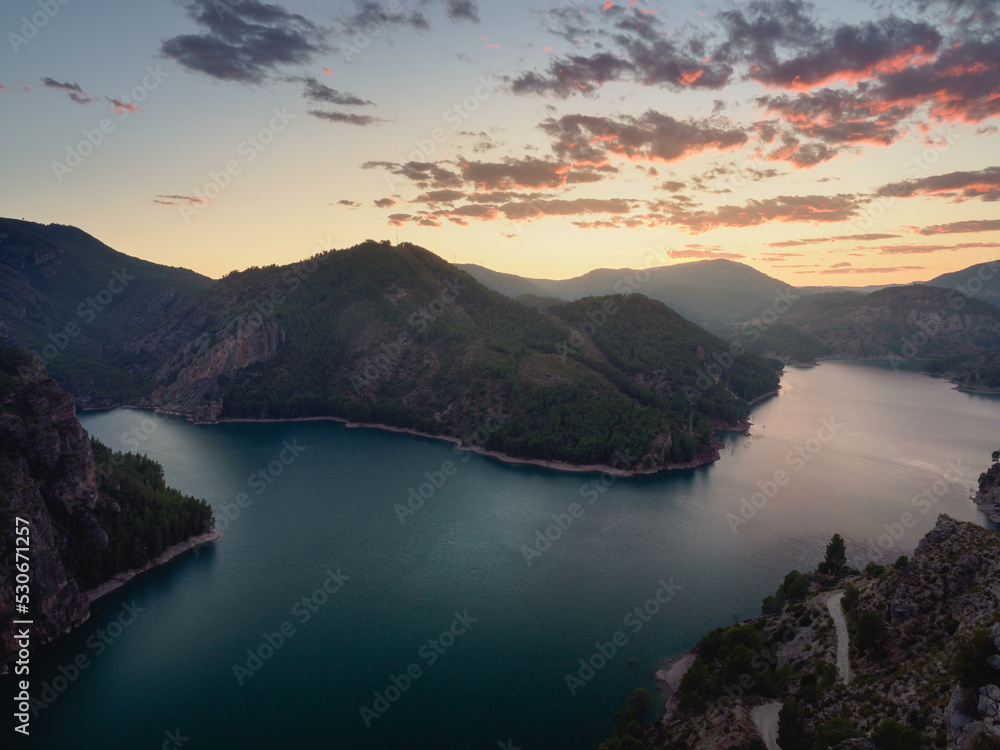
975 460 1000 523
0 350 99 662
0 344 215 672
650 515 1000 750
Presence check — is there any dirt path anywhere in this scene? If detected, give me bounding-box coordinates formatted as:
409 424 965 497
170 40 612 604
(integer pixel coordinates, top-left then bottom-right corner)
827 591 852 684
751 701 783 750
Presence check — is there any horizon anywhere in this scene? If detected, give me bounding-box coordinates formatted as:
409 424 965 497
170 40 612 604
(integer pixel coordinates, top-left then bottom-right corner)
2 0 999 285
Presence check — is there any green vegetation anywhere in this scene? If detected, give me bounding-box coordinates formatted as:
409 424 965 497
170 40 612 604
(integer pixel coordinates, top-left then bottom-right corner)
216 244 780 469
745 323 829 363
762 570 811 615
818 533 846 575
854 610 887 655
872 719 923 750
952 623 1000 690
598 688 656 749
54 439 214 589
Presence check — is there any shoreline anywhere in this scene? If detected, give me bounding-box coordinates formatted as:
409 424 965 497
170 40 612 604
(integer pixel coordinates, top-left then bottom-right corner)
83 530 221 604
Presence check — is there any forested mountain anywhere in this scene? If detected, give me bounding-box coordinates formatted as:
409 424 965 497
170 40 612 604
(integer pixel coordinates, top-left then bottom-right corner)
925 261 1000 307
0 218 213 404
0 221 781 472
776 285 1000 360
136 241 780 470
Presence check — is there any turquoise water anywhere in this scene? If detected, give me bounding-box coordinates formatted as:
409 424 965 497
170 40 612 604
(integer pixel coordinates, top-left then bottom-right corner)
10 362 999 748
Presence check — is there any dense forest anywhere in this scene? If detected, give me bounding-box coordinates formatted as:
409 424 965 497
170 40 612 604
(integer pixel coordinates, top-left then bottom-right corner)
213 243 782 469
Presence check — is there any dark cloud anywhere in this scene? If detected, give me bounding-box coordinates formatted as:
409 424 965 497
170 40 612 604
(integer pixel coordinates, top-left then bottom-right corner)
374 197 396 208
414 189 465 204
459 157 575 190
298 76 371 106
338 0 479 36
363 160 464 189
161 0 326 84
309 109 384 125
648 193 863 234
444 0 479 23
41 77 95 104
153 194 207 206
876 166 1000 201
336 199 361 207
913 218 1000 234
542 111 748 165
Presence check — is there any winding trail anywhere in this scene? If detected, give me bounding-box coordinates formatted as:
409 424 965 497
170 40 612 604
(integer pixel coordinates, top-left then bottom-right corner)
827 591 852 684
751 701 783 750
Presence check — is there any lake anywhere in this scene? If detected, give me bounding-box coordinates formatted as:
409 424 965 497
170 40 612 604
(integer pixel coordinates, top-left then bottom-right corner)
14 361 1000 748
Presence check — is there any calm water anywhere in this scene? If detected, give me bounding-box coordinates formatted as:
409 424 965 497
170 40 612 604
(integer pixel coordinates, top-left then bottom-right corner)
12 362 1000 749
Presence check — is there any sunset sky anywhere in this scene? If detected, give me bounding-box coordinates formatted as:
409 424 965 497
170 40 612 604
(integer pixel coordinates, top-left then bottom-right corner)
2 0 999 284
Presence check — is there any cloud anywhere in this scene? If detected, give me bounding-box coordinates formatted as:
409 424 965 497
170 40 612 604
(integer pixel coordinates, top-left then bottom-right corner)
767 233 901 247
814 265 924 274
445 0 480 23
153 194 208 206
336 199 361 207
107 97 139 114
362 160 464 188
913 219 1000 234
459 157 585 190
161 0 327 84
414 189 466 204
338 0 479 36
374 197 396 208
297 76 371 106
664 248 744 259
875 241 1000 253
877 166 1000 202
542 111 749 165
649 193 863 233
41 77 95 104
309 109 384 125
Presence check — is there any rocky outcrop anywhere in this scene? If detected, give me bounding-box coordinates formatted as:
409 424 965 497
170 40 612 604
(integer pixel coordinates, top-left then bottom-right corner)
146 312 284 421
0 355 98 662
975 461 1000 522
658 515 1000 750
0 346 216 672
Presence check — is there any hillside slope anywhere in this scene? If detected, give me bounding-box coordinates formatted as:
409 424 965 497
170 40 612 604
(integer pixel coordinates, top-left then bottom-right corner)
127 241 780 471
0 219 214 404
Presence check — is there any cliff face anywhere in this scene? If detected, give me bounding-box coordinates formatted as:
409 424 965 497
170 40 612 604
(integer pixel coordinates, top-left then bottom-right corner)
0 355 98 662
657 515 1000 750
975 462 1000 522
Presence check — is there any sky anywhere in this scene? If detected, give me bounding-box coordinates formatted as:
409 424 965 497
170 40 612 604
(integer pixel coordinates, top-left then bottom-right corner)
1 0 999 285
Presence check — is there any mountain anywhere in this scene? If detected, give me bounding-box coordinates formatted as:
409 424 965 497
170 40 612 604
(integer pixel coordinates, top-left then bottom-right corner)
778 285 1000 360
614 514 1000 750
925 261 1000 307
0 218 214 405
461 259 803 333
0 344 215 670
924 350 1000 392
127 241 780 471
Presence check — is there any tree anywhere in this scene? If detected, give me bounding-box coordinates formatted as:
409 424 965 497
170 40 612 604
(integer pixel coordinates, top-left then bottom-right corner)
778 700 812 750
872 718 923 750
841 585 860 615
812 717 861 749
783 570 811 602
819 533 847 574
855 610 886 654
